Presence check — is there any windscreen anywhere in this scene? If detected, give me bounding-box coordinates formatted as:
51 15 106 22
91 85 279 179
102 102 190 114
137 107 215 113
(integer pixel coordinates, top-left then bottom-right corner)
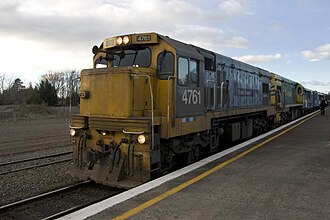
112 47 151 67
95 47 151 68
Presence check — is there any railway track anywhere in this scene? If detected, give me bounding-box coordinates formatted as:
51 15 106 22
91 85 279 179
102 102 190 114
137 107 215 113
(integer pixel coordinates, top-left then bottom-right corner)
1 139 70 151
0 151 72 175
0 181 124 219
0 142 72 157
0 134 68 145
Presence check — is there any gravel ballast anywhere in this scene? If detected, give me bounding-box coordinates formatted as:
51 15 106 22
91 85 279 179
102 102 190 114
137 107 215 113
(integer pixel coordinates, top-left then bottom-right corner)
0 110 81 206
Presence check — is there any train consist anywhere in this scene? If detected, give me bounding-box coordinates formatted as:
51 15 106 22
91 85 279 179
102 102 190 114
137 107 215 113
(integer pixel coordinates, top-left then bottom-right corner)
70 33 324 188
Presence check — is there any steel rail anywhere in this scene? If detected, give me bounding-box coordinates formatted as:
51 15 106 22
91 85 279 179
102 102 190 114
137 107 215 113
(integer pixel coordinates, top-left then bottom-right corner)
0 143 72 157
0 150 72 167
0 180 124 220
0 134 68 144
0 181 91 211
44 191 119 220
0 158 72 175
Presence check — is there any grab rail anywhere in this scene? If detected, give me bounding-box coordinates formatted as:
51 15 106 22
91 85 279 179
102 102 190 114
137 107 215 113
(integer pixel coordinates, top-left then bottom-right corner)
206 80 216 110
167 76 176 137
130 74 154 151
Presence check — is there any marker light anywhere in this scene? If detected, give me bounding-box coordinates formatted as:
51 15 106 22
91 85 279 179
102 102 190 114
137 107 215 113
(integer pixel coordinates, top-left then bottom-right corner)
116 37 123 45
123 36 130 44
137 134 146 144
70 128 76 137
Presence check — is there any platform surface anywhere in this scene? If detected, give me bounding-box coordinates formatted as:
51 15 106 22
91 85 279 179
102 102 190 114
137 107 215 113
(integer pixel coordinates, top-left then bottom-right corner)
67 110 330 220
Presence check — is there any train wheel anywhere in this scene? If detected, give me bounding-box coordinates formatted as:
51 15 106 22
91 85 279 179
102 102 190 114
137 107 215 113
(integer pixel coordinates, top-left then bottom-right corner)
161 148 174 171
191 145 200 162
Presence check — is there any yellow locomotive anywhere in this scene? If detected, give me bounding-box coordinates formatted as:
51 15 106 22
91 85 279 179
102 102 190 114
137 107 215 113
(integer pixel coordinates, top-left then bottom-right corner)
70 32 307 188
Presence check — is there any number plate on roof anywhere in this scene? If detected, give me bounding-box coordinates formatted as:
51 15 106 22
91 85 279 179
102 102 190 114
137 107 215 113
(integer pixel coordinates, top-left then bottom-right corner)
136 35 151 42
132 33 158 44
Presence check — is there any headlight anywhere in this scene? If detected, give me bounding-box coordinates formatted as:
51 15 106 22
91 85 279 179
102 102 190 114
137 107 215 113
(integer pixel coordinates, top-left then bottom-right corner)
137 134 146 144
123 36 129 44
116 37 123 45
70 128 76 137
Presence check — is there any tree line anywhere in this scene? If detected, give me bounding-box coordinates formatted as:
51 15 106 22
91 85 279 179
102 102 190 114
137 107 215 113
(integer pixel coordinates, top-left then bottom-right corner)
1 71 330 106
0 70 80 106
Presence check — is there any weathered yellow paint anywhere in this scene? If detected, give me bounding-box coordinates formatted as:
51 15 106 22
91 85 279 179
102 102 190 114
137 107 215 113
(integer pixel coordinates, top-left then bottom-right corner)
296 83 304 104
80 67 156 118
80 70 132 117
270 73 281 106
181 116 207 135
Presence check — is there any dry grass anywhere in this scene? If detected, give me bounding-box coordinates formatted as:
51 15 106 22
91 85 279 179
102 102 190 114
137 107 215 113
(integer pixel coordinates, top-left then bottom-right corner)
0 105 79 122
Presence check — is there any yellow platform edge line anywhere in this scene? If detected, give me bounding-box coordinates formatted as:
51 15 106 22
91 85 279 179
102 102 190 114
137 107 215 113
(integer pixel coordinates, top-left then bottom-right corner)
113 113 318 220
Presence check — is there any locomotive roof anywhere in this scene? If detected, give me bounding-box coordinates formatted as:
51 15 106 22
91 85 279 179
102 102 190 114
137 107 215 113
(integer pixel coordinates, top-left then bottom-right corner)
158 34 204 61
158 34 272 77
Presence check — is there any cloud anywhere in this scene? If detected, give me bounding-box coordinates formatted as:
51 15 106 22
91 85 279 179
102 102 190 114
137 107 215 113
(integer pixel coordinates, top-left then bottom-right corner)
0 0 249 48
301 80 330 87
0 0 251 83
218 0 245 17
233 53 282 64
301 43 330 62
301 80 330 93
170 25 249 52
267 22 287 33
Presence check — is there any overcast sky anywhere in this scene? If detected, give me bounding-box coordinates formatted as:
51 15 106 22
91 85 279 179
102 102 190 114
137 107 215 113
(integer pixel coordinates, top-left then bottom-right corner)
0 0 329 93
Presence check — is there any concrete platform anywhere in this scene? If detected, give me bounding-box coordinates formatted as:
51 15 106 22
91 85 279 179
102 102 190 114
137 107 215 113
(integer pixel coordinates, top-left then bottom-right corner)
62 110 330 220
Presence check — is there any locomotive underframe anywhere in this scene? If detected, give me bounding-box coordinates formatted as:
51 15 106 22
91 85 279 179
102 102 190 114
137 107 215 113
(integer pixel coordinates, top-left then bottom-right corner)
70 106 275 188
155 108 274 172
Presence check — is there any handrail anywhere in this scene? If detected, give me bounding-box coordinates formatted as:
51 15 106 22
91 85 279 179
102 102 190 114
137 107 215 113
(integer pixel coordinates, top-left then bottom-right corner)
130 74 154 151
206 80 216 110
167 76 176 138
220 81 225 109
123 130 145 135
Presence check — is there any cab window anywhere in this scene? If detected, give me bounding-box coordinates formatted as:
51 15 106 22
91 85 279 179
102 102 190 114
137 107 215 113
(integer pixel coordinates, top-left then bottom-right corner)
95 57 108 68
178 57 199 86
157 51 174 79
189 59 198 86
112 47 151 67
178 57 189 85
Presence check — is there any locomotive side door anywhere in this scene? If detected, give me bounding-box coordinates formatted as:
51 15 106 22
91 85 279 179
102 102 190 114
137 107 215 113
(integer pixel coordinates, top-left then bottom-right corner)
276 86 282 108
201 52 217 110
216 55 232 110
205 70 216 110
176 57 204 117
216 66 229 110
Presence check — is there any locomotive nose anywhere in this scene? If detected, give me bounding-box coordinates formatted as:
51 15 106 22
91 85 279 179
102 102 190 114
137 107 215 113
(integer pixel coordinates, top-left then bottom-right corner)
79 67 155 118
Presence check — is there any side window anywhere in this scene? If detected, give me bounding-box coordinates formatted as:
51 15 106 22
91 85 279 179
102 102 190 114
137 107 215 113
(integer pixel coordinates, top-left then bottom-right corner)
157 51 174 79
178 57 189 85
95 57 108 68
189 60 199 86
262 83 269 93
204 57 215 70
